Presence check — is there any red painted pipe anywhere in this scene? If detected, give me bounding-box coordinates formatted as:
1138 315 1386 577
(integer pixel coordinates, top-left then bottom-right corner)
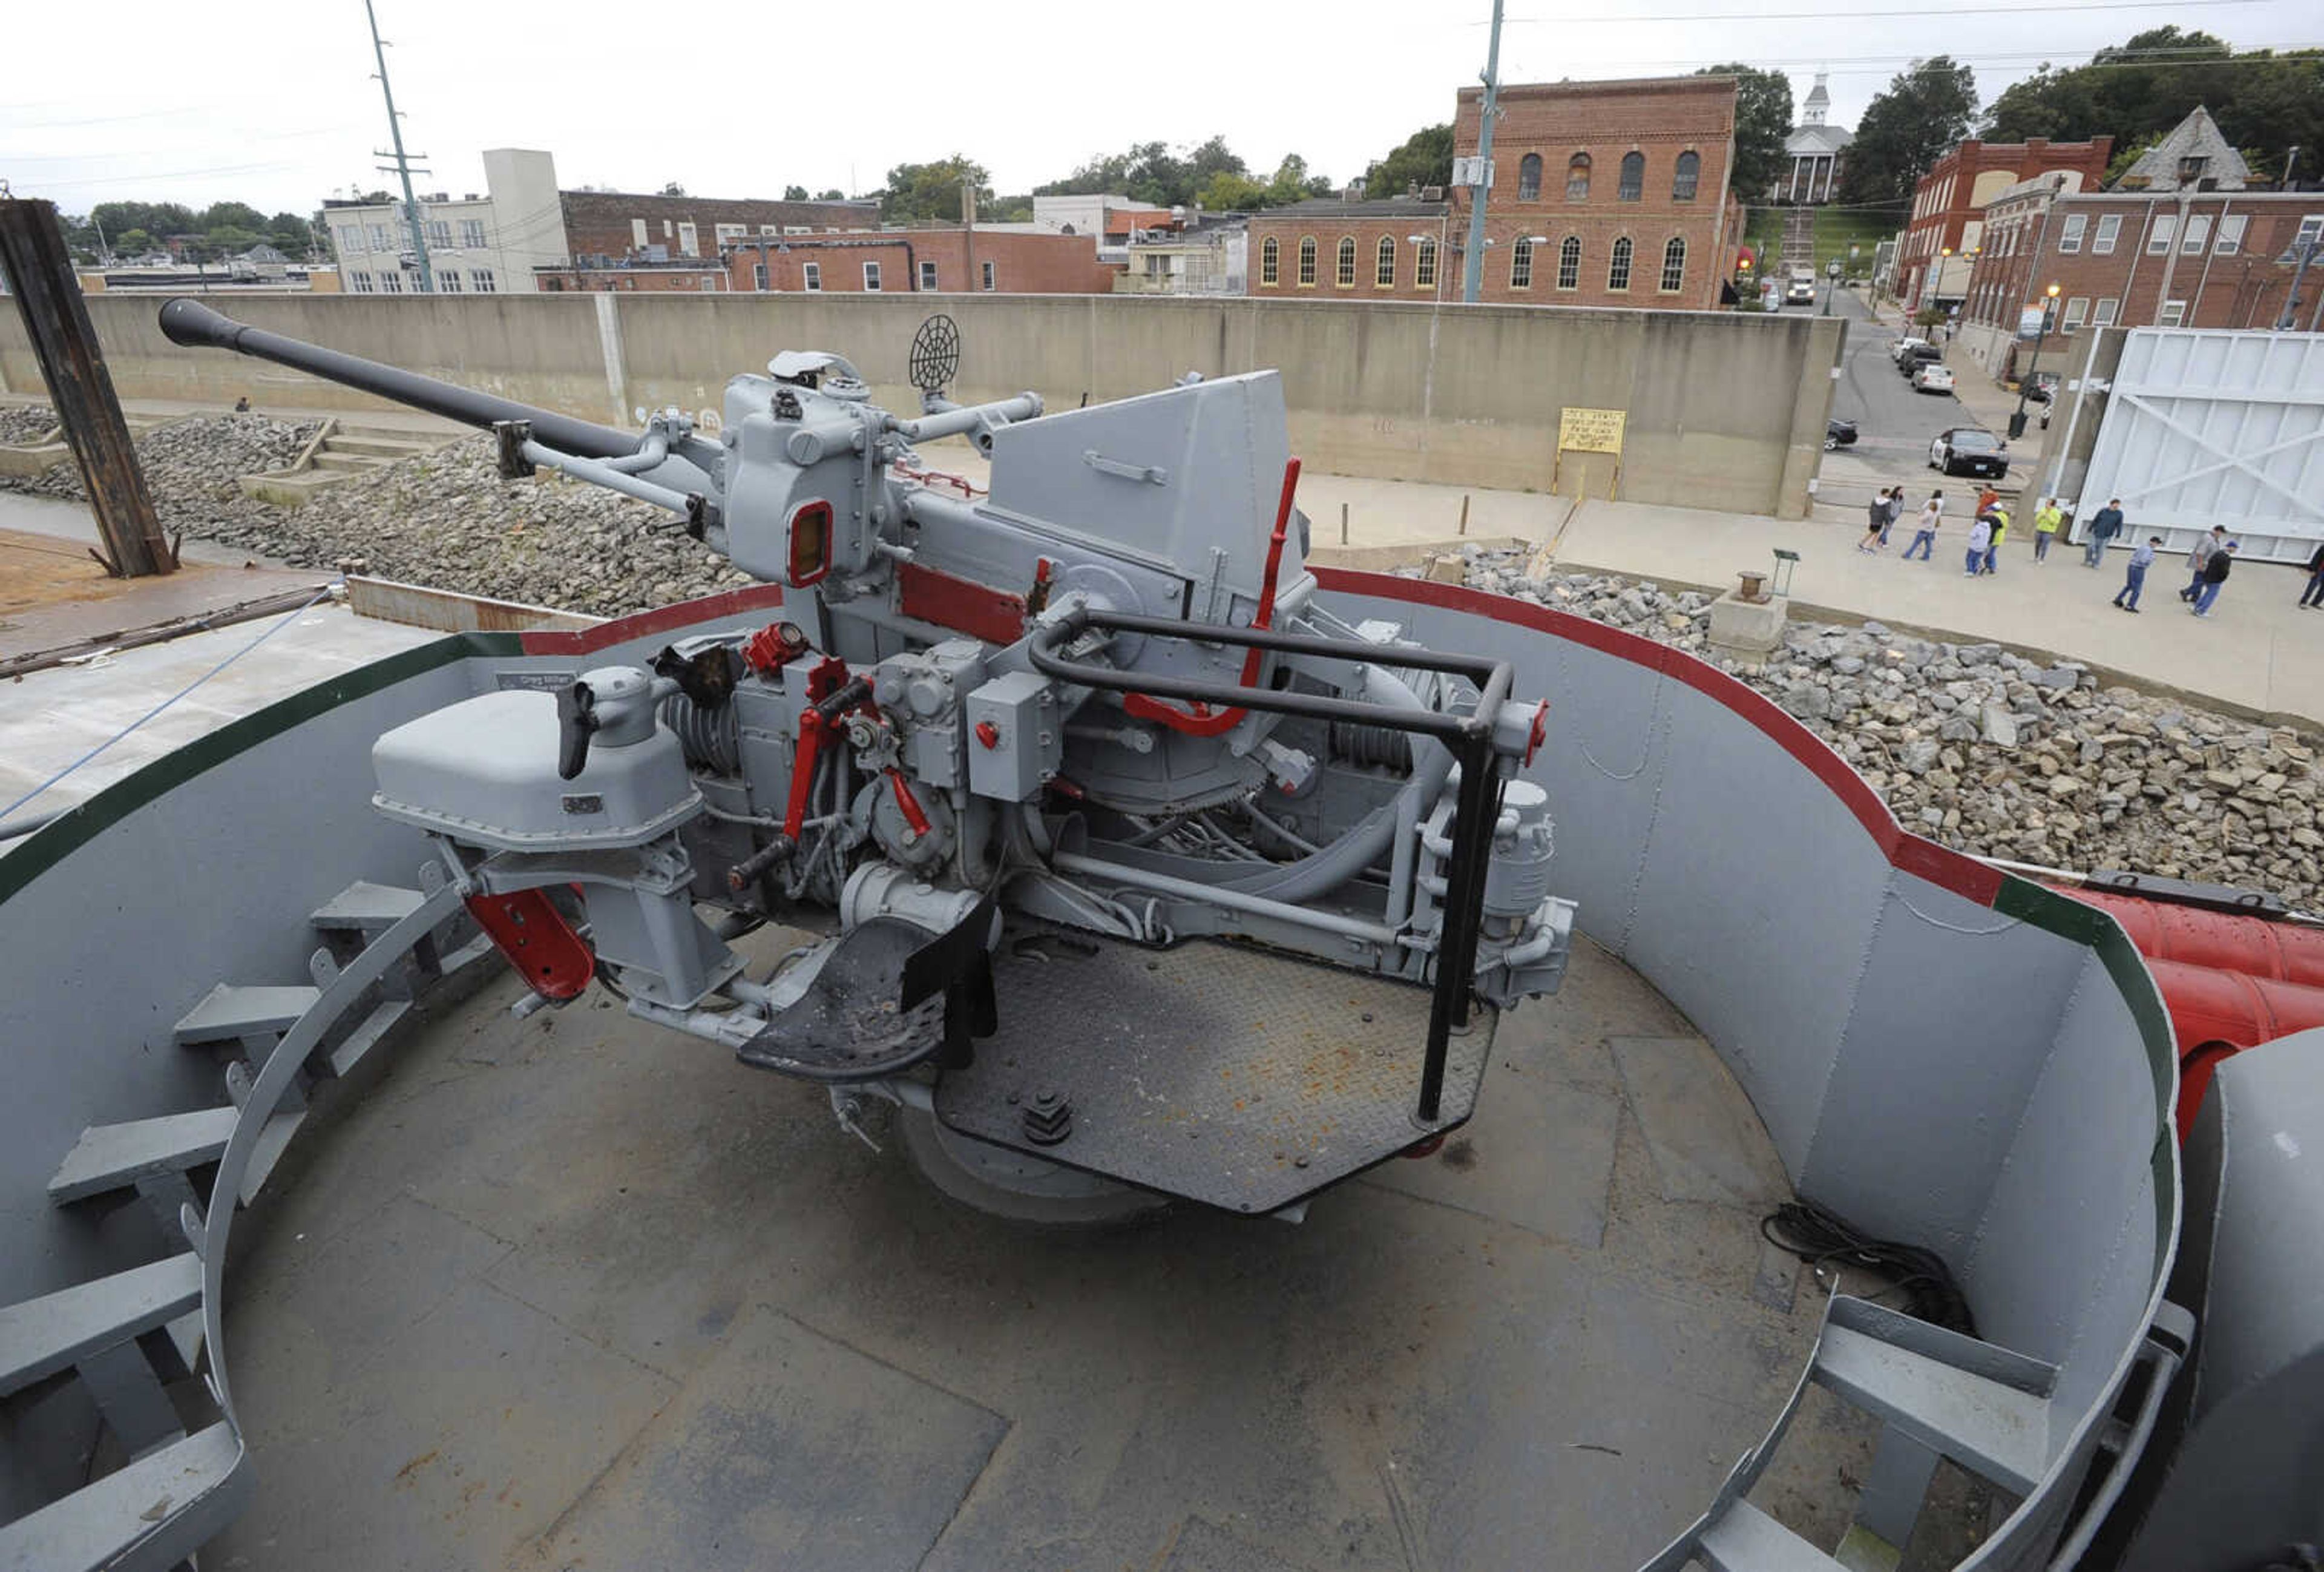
2141 958 2324 1141
2059 886 2324 988
2049 884 2324 1139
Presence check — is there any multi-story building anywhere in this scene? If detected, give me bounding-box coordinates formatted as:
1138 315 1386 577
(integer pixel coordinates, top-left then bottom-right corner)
1118 217 1249 295
1778 73 1851 205
323 150 565 297
1956 110 2324 377
1897 134 2113 311
1244 197 1455 302
719 227 1115 295
323 150 876 295
1248 74 1742 310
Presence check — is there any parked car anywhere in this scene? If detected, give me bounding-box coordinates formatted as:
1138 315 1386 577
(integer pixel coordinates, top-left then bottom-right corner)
1825 416 1859 451
1889 336 1931 363
1912 364 1957 393
1929 427 2008 478
1898 344 1944 377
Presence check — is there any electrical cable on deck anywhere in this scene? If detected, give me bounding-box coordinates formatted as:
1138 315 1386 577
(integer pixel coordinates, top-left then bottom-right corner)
1760 1199 1976 1336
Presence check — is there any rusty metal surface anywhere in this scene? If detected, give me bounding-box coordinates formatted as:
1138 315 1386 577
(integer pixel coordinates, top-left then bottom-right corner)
0 199 171 577
343 574 600 634
934 933 1495 1212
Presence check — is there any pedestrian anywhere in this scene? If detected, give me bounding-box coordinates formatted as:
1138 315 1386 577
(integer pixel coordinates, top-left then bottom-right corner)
2302 540 2324 608
1859 490 1888 554
1981 506 2009 575
2032 497 2063 562
1977 485 2001 519
2115 535 2159 612
2181 525 2227 601
1965 513 1991 577
1880 486 1905 548
2192 541 2237 617
2084 498 2124 567
1904 490 1942 561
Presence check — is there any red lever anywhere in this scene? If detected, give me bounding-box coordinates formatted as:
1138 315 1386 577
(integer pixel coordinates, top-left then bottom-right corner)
884 768 933 839
974 720 1000 749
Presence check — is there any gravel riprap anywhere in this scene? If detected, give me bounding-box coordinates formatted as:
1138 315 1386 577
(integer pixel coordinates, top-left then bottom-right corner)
0 405 61 445
0 406 319 536
1447 542 2324 907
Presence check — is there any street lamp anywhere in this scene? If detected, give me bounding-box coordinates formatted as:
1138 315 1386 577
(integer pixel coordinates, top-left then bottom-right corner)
2009 281 2061 439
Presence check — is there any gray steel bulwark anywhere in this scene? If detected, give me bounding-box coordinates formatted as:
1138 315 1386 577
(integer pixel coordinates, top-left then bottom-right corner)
0 583 2178 1568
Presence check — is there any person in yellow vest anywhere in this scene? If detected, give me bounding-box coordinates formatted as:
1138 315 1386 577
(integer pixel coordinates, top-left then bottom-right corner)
1980 506 2009 575
2032 498 2063 563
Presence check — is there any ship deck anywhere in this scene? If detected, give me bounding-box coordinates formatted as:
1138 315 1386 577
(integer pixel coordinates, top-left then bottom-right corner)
206 924 1988 1571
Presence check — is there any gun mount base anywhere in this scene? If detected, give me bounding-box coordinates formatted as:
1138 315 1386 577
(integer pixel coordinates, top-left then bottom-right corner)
931 932 1495 1215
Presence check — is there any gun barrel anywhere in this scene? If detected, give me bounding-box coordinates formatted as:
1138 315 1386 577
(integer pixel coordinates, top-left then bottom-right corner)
158 298 637 461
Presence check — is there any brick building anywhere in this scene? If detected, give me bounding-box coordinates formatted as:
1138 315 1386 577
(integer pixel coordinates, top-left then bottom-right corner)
1244 197 1456 301
536 260 730 293
1956 116 2324 376
1247 75 1743 310
559 189 875 267
720 228 1117 294
1899 134 2113 311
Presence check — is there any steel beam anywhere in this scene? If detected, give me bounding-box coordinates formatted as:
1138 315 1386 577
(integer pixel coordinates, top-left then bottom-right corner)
0 197 172 576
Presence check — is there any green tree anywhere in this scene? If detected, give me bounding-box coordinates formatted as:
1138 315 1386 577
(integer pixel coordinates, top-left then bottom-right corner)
986 194 1035 222
116 227 154 255
783 184 809 200
1035 137 1255 208
1196 171 1272 211
1982 31 2321 184
1839 56 1979 206
199 201 266 232
266 212 314 256
816 188 845 202
1698 65 1793 200
881 156 993 222
1267 154 1332 205
660 182 686 196
1364 123 1453 197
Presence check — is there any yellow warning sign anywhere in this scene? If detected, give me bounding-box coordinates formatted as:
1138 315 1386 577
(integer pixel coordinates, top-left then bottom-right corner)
1557 406 1627 455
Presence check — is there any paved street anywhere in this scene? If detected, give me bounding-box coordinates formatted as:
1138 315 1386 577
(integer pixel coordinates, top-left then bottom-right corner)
1813 288 2058 513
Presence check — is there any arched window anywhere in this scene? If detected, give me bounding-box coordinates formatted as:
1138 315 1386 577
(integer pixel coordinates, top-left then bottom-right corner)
1557 235 1581 290
1260 237 1279 286
1336 236 1357 287
1414 237 1438 289
1297 236 1317 286
1608 236 1633 291
1510 236 1534 288
1673 151 1701 201
1518 154 1543 201
1376 235 1396 287
1618 151 1644 202
1660 236 1686 292
1565 153 1591 201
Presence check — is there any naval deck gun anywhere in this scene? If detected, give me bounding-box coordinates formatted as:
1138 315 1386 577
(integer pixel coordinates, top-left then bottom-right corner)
159 297 1577 1219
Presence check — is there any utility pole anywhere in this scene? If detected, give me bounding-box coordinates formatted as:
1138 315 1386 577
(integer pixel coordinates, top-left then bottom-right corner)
1460 0 1505 305
364 0 434 293
0 195 173 576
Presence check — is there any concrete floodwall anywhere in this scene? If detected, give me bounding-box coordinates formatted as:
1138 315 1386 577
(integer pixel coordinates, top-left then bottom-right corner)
0 292 1845 518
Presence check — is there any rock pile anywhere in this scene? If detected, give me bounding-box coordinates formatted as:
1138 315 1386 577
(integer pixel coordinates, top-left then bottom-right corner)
0 405 61 445
1448 543 2324 906
191 433 755 616
1 407 318 536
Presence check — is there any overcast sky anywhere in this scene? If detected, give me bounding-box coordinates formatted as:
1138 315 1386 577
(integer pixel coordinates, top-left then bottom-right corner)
2 0 2314 218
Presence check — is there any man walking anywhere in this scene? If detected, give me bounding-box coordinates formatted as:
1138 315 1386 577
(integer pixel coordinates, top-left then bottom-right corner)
1965 513 1992 577
2192 541 2237 618
2302 540 2324 608
2084 498 2124 567
2181 526 2227 602
1903 491 1942 561
2115 535 2159 612
1981 505 2009 576
1880 486 1905 548
2032 497 2063 562
1859 489 1894 554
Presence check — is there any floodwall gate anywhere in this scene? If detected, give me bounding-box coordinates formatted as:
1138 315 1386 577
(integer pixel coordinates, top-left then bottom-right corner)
2078 328 2324 564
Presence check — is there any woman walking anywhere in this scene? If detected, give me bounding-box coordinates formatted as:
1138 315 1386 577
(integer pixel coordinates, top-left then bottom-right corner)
1903 491 1942 561
1859 489 1890 554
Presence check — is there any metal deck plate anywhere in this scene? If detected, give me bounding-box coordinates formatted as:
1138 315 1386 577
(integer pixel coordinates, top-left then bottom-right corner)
933 934 1494 1212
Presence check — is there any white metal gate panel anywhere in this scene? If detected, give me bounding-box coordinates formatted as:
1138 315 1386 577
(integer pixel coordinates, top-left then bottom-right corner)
2081 329 2324 563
